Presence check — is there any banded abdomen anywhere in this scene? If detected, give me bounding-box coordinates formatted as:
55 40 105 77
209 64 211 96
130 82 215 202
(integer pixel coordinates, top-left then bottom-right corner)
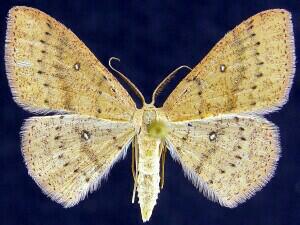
137 132 161 222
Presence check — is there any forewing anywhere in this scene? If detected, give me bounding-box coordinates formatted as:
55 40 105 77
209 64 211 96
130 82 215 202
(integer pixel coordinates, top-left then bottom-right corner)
163 9 295 121
166 115 279 207
5 6 136 120
21 115 135 207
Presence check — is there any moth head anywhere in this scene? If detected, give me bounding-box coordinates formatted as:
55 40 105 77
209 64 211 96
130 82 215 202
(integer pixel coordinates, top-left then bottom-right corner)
147 120 168 138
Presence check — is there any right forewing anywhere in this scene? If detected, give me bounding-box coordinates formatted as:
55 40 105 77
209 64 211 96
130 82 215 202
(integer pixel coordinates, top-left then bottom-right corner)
21 114 135 207
5 6 136 120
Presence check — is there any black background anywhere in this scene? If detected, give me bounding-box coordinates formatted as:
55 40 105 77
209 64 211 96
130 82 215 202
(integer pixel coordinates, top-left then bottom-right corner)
0 1 299 225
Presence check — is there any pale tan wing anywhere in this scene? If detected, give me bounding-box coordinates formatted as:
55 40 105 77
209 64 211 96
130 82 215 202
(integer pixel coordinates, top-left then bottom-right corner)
166 115 279 207
21 114 135 207
5 6 136 121
163 9 295 121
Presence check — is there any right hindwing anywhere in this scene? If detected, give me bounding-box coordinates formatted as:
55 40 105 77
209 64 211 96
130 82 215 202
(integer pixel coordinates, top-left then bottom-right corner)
21 115 135 207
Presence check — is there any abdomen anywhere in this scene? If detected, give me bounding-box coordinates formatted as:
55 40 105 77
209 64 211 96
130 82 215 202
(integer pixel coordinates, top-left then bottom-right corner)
137 133 161 222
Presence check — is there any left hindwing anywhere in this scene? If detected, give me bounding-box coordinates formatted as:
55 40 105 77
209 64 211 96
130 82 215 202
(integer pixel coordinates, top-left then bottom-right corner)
166 115 280 207
21 115 135 207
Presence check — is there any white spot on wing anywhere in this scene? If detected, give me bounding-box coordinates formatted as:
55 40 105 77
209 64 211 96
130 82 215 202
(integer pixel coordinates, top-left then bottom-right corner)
16 60 32 68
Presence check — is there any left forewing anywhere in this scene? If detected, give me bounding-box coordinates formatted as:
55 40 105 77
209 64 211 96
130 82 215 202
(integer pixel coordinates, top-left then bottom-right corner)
21 114 135 207
166 115 280 207
162 9 295 121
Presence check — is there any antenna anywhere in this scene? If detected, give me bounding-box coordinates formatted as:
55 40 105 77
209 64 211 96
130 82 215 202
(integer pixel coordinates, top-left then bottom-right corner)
109 57 145 107
151 65 192 105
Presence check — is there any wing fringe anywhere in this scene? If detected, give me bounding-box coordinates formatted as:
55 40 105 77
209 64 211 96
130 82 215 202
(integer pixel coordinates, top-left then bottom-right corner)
166 114 281 207
20 116 133 207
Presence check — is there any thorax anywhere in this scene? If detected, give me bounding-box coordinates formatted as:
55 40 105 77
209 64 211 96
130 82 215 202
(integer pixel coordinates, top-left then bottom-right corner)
132 104 168 138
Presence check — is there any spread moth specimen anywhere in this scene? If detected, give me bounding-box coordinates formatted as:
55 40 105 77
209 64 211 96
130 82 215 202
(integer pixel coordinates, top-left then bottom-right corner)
5 6 295 222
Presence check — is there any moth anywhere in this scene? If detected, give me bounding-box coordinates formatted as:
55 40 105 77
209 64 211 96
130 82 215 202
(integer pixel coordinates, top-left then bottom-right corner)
5 6 295 222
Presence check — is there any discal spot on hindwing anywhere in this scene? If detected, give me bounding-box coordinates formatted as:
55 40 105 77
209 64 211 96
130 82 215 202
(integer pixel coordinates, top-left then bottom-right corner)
208 131 217 141
20 115 135 207
167 115 280 207
80 130 91 141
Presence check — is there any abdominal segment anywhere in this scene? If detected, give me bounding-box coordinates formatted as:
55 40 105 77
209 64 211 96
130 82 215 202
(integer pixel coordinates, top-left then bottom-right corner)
137 133 161 222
